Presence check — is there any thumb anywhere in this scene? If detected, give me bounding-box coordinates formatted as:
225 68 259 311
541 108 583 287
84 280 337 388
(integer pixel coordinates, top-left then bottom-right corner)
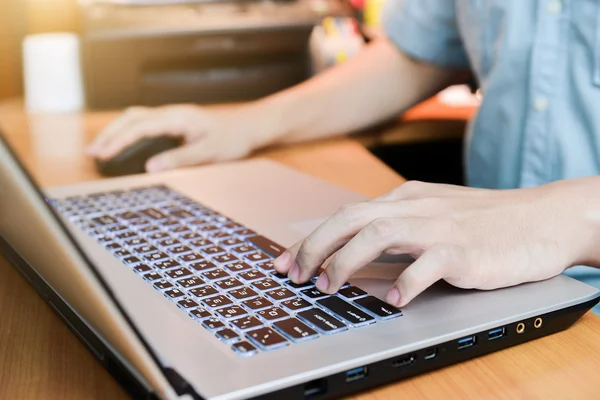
146 142 213 172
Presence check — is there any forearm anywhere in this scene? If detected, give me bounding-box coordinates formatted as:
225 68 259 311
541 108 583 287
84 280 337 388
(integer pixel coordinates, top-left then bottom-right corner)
249 37 460 145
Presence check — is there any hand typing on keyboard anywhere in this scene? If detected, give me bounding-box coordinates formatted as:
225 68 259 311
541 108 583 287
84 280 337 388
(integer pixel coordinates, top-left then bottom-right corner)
274 179 596 308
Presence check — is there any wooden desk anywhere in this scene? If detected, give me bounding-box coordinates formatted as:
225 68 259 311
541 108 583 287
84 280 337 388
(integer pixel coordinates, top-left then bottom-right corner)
1 105 600 400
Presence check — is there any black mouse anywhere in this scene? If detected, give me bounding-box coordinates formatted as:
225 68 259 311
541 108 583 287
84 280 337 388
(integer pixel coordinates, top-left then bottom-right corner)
95 136 183 177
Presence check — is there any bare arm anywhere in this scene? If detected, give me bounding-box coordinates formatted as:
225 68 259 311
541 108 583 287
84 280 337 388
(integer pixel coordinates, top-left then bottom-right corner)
253 37 462 145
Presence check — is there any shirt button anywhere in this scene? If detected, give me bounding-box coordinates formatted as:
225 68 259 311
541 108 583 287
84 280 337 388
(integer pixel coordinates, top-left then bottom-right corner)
534 96 549 112
548 0 562 14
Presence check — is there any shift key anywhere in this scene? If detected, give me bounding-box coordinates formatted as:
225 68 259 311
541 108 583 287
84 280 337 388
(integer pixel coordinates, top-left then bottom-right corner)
354 296 403 320
317 296 375 327
297 308 347 334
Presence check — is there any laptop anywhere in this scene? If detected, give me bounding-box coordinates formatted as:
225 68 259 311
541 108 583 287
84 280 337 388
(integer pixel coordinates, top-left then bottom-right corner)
1 131 599 400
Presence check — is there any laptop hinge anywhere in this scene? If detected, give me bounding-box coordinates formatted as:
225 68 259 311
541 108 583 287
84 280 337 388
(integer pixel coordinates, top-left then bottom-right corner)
164 367 205 400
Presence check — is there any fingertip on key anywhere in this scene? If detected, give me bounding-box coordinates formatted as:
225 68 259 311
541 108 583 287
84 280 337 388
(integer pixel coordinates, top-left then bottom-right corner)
386 287 401 307
273 251 292 273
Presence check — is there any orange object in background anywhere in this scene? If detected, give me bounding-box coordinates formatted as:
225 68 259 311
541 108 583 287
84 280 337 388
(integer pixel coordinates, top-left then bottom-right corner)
403 85 479 123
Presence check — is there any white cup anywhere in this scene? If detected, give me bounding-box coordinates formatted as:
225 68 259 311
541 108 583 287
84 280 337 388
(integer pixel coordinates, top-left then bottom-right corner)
22 33 85 114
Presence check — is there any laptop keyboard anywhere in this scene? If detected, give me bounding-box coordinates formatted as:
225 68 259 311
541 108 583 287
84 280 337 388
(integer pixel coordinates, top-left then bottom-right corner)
49 185 402 357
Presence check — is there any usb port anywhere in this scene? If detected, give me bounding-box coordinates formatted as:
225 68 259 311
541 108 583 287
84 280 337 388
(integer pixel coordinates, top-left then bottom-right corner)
392 354 416 368
345 366 368 382
487 327 506 341
424 347 437 360
457 335 477 350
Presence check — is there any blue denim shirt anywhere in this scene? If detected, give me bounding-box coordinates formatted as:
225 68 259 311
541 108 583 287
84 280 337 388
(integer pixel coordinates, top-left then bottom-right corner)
382 0 600 312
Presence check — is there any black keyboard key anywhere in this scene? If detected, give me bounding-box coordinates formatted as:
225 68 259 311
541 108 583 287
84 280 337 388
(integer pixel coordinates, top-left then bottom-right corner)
257 307 290 322
143 271 163 282
224 262 253 273
202 318 225 332
189 307 211 320
297 309 347 334
114 249 132 258
133 264 152 273
301 288 330 300
237 229 256 237
215 278 244 291
169 225 191 235
179 253 204 263
242 297 273 311
177 276 204 289
231 341 258 357
168 245 193 255
338 286 368 299
127 238 148 248
223 222 243 231
180 232 203 241
354 296 403 320
189 261 217 272
265 288 296 302
158 238 180 248
256 262 275 272
210 231 231 240
106 224 129 233
247 235 285 257
97 235 113 244
92 215 118 226
146 231 169 240
155 259 181 270
238 270 266 282
281 298 313 312
164 288 186 300
203 295 233 309
231 245 254 255
161 218 180 227
116 211 139 221
273 318 319 342
105 242 121 250
144 252 170 263
247 327 288 350
230 316 263 331
317 296 375 327
216 306 248 319
201 246 226 256
213 254 238 265
130 218 151 228
188 218 209 227
133 244 158 254
170 209 196 220
198 225 220 233
202 269 231 282
252 279 280 291
245 252 271 263
189 286 219 298
116 231 137 240
140 208 169 220
165 267 193 280
190 238 213 248
228 287 259 300
177 298 199 310
123 256 141 265
221 238 243 247
270 272 289 281
154 280 174 290
216 328 241 344
286 280 315 290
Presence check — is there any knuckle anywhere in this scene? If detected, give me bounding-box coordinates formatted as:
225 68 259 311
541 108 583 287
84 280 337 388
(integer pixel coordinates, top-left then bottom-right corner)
336 202 366 224
366 217 395 239
398 180 427 195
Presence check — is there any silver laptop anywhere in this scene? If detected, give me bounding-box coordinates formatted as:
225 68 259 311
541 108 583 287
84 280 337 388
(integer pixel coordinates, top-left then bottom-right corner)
1 131 599 400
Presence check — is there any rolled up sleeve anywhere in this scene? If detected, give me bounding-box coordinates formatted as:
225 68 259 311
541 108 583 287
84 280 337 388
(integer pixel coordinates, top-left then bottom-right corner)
382 0 469 68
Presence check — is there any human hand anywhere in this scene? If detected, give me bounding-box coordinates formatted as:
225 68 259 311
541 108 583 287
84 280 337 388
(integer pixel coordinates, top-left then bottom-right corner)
86 104 274 172
274 180 597 307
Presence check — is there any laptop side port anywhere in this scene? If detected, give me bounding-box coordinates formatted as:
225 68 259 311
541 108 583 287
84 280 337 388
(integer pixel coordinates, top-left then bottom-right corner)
534 317 543 328
516 322 525 334
457 335 477 350
487 327 506 341
304 378 327 397
392 354 416 368
345 366 368 383
424 347 437 360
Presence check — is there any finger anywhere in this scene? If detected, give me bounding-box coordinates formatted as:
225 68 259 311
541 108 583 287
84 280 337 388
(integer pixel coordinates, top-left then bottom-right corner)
145 142 214 172
315 217 435 293
87 107 148 153
273 239 302 275
292 201 413 283
387 244 464 307
95 117 182 160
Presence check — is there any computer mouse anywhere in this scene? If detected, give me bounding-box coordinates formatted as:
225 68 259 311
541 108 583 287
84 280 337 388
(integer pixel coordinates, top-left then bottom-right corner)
95 136 183 177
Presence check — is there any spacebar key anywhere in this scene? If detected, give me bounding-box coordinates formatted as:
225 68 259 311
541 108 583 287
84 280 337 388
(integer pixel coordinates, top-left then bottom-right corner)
317 296 375 327
247 236 285 257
